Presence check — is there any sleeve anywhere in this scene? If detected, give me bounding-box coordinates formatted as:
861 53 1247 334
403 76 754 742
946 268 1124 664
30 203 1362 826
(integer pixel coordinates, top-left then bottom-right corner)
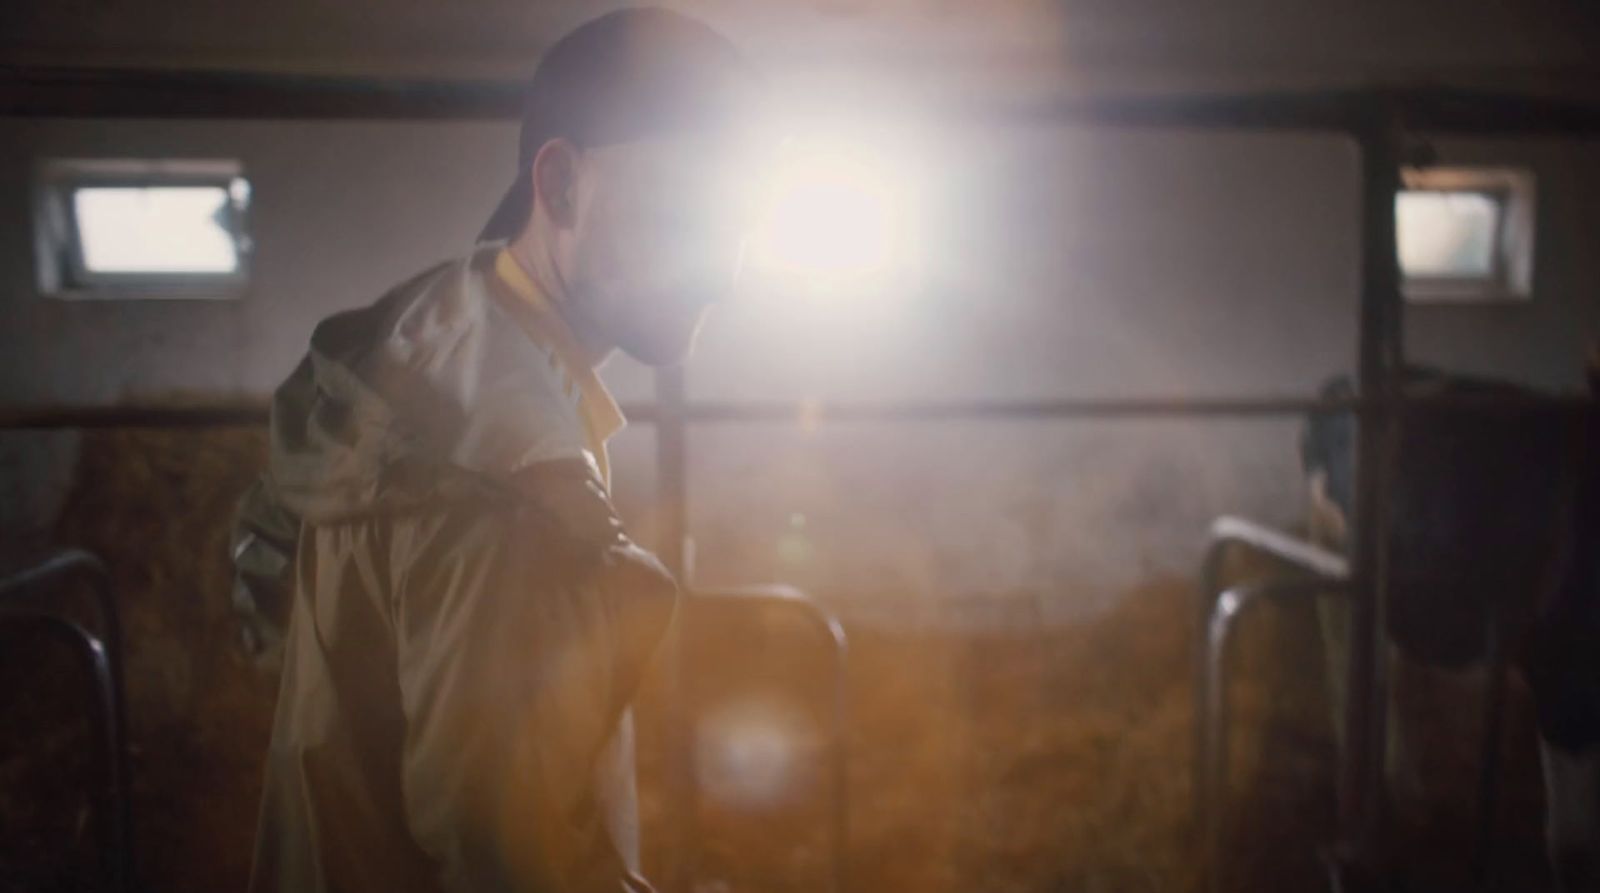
392 460 677 893
229 475 302 668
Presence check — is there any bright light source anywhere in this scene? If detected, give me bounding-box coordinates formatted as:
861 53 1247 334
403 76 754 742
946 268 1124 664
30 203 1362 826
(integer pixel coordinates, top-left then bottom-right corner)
74 185 240 274
744 126 921 303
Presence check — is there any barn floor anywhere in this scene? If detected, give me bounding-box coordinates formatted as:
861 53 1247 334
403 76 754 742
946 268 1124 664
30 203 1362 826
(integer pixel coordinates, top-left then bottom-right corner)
0 428 1566 892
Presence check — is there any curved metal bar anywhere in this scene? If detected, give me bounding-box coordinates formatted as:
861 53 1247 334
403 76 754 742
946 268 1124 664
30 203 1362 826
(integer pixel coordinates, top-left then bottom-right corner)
0 550 127 689
1198 577 1354 893
0 550 131 893
0 610 126 893
1206 516 1352 583
689 586 850 893
1195 517 1354 893
1194 517 1350 825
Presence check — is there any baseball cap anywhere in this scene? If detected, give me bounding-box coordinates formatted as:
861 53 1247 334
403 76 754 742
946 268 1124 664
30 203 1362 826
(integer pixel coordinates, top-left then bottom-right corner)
479 7 764 243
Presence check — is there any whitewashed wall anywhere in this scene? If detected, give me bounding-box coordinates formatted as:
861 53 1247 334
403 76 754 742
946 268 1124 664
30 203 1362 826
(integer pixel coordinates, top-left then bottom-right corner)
1 117 1595 626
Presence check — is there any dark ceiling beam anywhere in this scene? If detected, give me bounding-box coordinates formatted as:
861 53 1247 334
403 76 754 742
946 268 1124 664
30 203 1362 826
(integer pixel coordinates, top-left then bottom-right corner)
6 64 1600 136
0 65 522 120
1016 85 1600 137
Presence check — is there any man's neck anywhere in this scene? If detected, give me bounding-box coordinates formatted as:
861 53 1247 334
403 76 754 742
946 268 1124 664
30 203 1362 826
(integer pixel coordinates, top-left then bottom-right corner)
504 233 616 369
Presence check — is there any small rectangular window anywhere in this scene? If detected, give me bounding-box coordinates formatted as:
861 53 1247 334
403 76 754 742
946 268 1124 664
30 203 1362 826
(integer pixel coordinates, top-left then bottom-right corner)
1396 191 1498 278
1397 166 1534 304
34 159 252 299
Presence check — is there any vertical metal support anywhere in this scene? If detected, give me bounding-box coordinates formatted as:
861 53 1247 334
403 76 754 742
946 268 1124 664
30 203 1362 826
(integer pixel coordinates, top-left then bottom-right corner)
1473 618 1512 885
1194 537 1231 831
1200 582 1261 890
655 365 695 893
1193 517 1351 892
830 621 850 893
1341 112 1405 865
0 550 131 893
1198 580 1355 892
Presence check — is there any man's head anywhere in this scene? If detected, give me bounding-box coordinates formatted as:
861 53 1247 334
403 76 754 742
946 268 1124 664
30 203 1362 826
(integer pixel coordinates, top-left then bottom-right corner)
482 8 765 366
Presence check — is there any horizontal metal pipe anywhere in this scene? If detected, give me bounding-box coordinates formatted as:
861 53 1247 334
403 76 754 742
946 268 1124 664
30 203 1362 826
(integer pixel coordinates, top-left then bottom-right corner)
2 392 1587 430
665 396 1353 422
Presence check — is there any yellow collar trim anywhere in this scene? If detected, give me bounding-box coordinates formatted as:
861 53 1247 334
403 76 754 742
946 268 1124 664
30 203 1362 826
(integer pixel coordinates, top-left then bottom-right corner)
491 249 627 462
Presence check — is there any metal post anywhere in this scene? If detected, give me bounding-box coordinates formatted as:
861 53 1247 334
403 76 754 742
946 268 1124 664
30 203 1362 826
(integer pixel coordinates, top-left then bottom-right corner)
1474 619 1512 885
830 625 850 893
0 550 131 893
1199 578 1355 891
1341 110 1405 869
655 365 695 893
1194 518 1352 821
1193 516 1351 891
0 614 122 891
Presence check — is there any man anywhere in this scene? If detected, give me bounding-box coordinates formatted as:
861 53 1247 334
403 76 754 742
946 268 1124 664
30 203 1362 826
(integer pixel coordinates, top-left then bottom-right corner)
231 9 764 891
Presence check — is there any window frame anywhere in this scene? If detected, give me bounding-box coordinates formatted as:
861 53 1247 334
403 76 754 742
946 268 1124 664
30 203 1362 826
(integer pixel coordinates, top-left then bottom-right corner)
33 158 253 300
1397 166 1535 305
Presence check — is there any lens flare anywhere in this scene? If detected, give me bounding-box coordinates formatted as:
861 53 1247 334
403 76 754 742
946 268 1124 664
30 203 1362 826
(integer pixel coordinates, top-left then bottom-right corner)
694 696 816 811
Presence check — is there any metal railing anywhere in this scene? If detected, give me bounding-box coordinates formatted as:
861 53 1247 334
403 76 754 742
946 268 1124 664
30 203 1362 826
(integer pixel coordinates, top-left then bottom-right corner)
0 549 132 893
1194 517 1351 893
682 585 850 893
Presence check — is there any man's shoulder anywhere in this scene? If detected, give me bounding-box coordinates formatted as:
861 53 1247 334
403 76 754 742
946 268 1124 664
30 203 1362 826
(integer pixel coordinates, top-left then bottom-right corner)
305 247 488 366
367 246 587 475
382 246 499 349
379 245 568 393
299 243 572 432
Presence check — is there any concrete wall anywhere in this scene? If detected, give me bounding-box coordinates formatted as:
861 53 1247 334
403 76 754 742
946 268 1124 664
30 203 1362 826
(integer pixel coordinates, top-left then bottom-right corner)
1 117 1596 623
0 119 525 402
687 126 1599 619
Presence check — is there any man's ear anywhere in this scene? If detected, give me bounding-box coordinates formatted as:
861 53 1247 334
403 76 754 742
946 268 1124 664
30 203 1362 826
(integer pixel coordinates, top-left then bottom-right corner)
531 137 580 228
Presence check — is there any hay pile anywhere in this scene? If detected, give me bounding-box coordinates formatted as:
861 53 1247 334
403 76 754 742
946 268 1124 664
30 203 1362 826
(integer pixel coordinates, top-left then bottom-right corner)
1 427 1554 892
0 426 278 892
634 575 1331 893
